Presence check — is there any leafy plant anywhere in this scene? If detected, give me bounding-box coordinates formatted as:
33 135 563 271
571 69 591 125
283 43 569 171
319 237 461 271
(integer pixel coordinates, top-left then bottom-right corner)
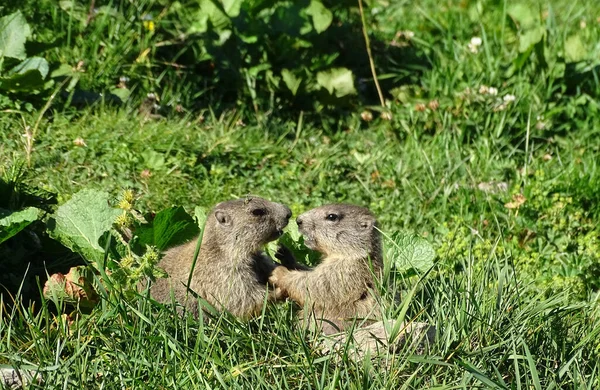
46 189 122 264
506 3 600 96
41 189 199 306
159 0 359 108
507 3 547 73
0 206 40 245
386 231 436 275
0 11 51 107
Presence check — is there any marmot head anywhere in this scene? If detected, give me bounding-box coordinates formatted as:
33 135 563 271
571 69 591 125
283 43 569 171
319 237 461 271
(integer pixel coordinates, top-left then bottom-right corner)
207 196 292 253
296 204 381 261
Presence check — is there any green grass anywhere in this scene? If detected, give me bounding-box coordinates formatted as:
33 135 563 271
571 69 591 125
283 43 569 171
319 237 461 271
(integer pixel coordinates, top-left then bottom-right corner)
2 0 600 388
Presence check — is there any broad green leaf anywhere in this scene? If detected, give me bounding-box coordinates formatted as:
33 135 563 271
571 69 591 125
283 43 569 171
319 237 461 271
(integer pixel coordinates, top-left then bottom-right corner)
507 4 538 29
274 220 320 266
136 207 199 251
141 150 166 171
222 0 243 17
352 151 370 165
387 231 435 273
511 44 534 72
109 87 131 102
285 219 301 243
202 0 231 31
316 68 356 97
58 1 88 22
0 207 41 245
8 56 49 78
217 29 232 45
0 11 31 61
565 35 587 63
50 63 75 78
281 69 302 95
187 12 209 34
305 0 333 34
247 63 271 77
187 0 230 34
0 57 49 92
518 27 545 53
194 206 207 229
47 189 121 262
239 34 258 44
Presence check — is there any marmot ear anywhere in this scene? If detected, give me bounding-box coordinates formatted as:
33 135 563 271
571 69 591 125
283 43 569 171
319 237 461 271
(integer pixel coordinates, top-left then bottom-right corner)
215 210 232 226
358 217 374 230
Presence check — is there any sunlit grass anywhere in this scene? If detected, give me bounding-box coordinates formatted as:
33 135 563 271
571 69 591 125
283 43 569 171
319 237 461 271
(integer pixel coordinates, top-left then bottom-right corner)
2 0 600 387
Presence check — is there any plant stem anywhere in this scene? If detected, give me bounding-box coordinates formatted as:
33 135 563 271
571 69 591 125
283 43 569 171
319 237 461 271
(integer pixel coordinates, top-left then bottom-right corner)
357 0 385 108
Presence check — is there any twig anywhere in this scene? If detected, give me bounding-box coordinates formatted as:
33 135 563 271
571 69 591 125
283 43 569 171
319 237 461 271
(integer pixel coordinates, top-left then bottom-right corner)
86 0 96 25
357 0 385 108
26 77 71 167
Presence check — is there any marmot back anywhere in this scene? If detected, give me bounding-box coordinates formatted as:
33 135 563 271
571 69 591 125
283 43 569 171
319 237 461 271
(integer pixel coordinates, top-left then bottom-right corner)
270 204 383 333
149 196 292 318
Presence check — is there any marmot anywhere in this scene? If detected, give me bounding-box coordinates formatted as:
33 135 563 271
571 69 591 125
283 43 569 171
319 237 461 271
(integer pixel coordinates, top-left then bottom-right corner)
148 196 292 319
270 204 435 359
269 204 383 334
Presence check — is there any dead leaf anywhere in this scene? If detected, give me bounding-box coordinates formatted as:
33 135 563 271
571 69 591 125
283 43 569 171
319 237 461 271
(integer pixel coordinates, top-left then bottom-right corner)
505 193 526 209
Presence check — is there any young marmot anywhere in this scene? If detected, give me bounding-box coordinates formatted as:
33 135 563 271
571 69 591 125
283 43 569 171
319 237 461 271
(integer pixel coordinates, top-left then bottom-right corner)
148 196 292 319
269 204 383 334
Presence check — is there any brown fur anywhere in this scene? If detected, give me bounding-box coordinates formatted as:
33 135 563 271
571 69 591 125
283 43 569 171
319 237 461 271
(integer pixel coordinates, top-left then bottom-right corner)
148 197 292 319
269 204 383 334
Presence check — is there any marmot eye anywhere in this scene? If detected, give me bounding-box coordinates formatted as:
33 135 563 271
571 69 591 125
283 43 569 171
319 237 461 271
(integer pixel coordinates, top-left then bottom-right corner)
251 208 267 216
326 213 338 221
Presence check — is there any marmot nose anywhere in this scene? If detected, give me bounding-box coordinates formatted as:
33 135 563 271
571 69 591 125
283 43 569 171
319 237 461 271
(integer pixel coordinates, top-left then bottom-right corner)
296 216 303 226
284 206 292 220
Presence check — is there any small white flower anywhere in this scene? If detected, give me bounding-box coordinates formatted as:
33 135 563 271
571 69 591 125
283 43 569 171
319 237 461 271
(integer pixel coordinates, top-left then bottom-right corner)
479 85 498 96
503 94 516 103
468 37 482 53
73 137 87 147
470 37 483 46
536 120 546 130
360 111 373 121
494 103 508 112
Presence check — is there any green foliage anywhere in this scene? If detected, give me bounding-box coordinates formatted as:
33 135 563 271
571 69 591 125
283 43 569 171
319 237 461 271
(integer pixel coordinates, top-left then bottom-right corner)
0 206 40 245
135 206 200 251
386 231 435 275
1 0 427 112
0 11 31 61
268 219 321 266
164 0 359 107
42 189 199 301
47 189 122 264
0 11 51 105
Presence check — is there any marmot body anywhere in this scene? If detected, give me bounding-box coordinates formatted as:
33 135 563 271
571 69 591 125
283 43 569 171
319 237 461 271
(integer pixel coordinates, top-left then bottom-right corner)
149 197 292 318
270 204 383 333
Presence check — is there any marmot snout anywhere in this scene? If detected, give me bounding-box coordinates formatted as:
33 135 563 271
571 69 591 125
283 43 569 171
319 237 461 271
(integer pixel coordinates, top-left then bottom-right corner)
296 204 381 260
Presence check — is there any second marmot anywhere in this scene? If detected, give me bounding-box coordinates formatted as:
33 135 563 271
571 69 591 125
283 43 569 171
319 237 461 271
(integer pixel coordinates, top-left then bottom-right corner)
269 204 383 334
